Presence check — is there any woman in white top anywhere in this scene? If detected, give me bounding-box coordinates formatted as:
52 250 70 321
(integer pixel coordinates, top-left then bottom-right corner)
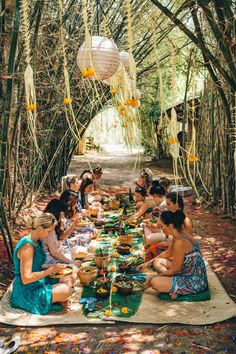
143 184 168 246
43 199 81 270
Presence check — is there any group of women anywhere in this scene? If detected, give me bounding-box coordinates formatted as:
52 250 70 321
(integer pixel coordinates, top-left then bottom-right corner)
10 166 103 314
10 166 208 315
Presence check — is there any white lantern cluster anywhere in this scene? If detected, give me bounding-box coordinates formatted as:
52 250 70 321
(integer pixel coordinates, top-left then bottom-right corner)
77 36 120 81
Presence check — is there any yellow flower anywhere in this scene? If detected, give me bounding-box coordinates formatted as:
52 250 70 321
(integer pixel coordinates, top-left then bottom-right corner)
110 266 116 272
87 67 95 78
188 155 199 163
82 69 88 78
110 87 118 95
112 286 118 293
125 98 138 107
125 98 133 106
112 240 118 246
64 97 72 104
26 103 37 111
113 252 119 258
118 106 125 116
169 137 177 144
82 67 95 78
121 307 129 314
105 309 112 316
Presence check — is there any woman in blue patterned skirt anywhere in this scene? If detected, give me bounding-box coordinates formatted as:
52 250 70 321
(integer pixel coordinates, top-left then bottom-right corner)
138 210 208 298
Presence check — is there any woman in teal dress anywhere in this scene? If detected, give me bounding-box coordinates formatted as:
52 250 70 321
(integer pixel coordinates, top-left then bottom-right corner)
138 210 208 298
11 213 74 315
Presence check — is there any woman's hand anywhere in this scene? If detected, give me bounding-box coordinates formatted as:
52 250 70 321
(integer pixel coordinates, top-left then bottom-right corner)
137 262 151 272
49 264 67 274
72 260 81 268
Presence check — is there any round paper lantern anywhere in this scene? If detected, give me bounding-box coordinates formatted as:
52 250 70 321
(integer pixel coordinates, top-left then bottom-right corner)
120 51 132 74
136 89 141 100
77 36 120 81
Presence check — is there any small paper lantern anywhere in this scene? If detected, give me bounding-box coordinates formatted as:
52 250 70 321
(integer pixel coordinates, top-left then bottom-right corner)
77 36 120 81
136 89 141 100
120 51 134 77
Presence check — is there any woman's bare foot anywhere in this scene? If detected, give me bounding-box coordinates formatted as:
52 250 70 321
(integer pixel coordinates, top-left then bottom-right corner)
144 275 156 289
62 298 73 310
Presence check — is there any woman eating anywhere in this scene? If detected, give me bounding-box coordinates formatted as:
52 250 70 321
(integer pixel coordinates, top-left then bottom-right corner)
11 213 74 314
44 199 82 270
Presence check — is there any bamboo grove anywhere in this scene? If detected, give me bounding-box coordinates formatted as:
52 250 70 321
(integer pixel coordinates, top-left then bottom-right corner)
0 0 235 261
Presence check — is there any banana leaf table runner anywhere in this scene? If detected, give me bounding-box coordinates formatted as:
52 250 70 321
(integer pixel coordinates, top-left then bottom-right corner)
80 210 146 319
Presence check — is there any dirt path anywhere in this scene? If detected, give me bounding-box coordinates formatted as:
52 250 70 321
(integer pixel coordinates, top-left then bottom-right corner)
68 147 178 187
0 149 235 353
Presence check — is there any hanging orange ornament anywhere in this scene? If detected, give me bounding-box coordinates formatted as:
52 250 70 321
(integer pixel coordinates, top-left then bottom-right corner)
64 97 72 104
188 155 199 163
26 103 37 111
169 137 177 144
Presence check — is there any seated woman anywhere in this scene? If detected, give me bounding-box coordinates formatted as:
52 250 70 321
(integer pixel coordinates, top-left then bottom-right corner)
126 186 156 223
138 210 208 298
143 185 168 247
60 189 95 248
79 173 95 209
134 168 153 189
10 213 73 315
166 192 193 233
159 177 171 194
44 199 81 269
62 175 82 212
80 165 103 191
145 192 193 260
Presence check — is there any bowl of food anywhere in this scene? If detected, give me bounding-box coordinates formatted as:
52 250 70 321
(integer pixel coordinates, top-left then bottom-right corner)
115 275 128 282
74 252 87 261
118 263 132 273
132 280 145 291
117 244 131 255
118 234 134 246
97 269 109 277
97 276 111 284
78 266 97 285
94 220 104 227
49 266 73 279
95 284 110 298
117 281 133 295
94 254 110 269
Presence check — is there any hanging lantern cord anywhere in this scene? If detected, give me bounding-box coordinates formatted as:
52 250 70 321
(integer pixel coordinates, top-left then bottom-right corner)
96 0 100 35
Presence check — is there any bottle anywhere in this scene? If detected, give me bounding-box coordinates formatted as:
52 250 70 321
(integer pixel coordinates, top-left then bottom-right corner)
97 208 102 222
122 203 127 216
129 188 134 203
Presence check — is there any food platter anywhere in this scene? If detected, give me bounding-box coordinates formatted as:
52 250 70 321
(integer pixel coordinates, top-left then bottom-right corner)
49 266 73 278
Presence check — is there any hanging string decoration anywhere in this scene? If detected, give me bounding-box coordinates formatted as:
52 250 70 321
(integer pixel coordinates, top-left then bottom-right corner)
21 0 41 157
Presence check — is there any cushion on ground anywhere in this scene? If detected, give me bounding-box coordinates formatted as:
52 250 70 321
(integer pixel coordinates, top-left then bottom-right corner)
159 288 211 302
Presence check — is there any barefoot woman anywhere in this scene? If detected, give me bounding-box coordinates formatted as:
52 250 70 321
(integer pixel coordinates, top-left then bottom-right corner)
138 210 208 298
11 213 73 314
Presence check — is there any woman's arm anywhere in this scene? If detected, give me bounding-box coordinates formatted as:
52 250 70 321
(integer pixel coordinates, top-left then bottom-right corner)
46 237 72 264
128 202 151 221
60 217 82 241
159 240 185 276
19 244 65 284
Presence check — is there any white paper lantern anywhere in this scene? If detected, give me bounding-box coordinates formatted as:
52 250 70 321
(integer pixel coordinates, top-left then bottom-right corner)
136 89 141 100
77 36 120 81
120 51 131 74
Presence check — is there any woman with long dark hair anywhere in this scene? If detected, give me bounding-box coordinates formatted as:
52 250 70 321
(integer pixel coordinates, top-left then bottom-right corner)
79 173 94 209
138 210 208 299
44 199 81 269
